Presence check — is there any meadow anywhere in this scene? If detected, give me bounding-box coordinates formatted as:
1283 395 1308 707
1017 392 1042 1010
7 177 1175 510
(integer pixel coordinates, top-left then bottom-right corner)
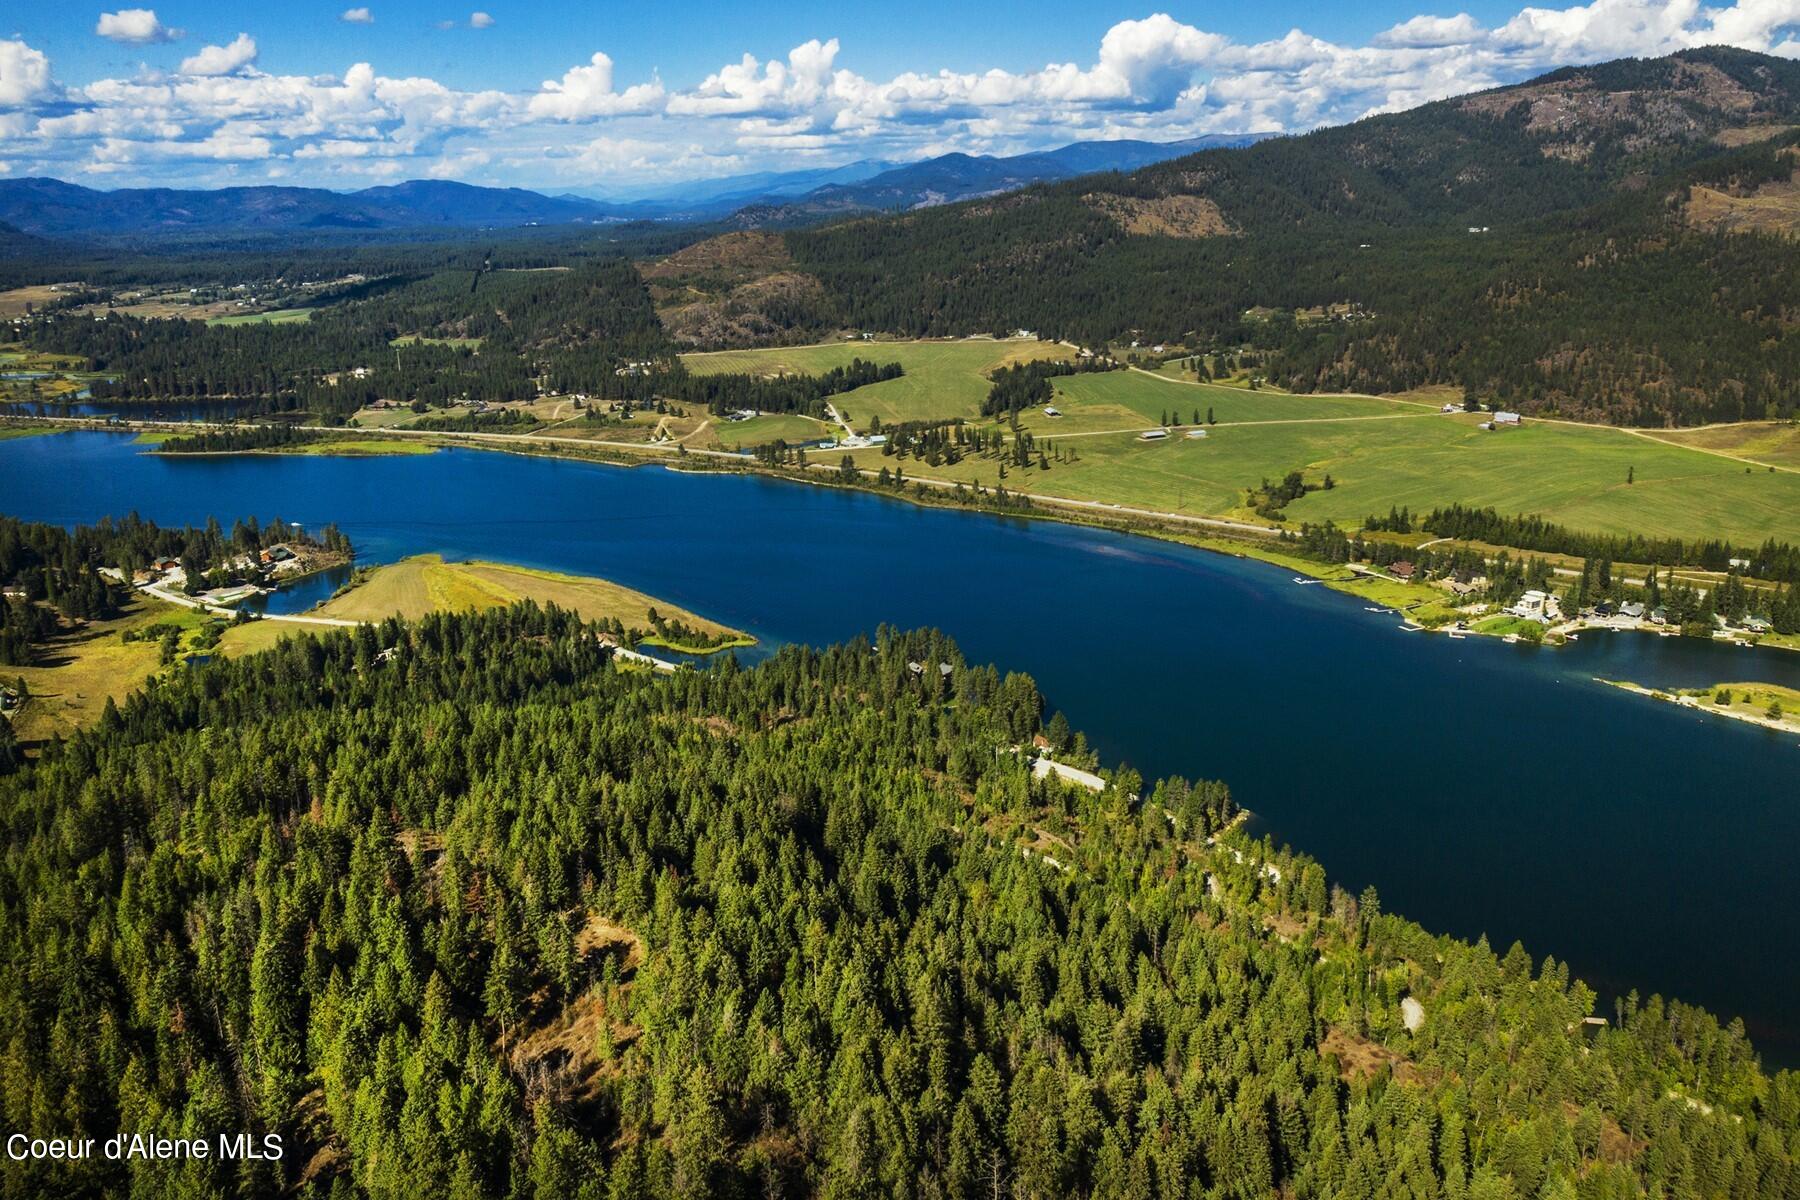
1651 421 1800 470
219 555 745 650
6 596 211 743
205 307 314 326
682 337 1065 425
845 373 1800 545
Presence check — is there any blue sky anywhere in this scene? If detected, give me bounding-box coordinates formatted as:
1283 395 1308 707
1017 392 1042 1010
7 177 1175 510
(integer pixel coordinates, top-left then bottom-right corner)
3 1 1798 192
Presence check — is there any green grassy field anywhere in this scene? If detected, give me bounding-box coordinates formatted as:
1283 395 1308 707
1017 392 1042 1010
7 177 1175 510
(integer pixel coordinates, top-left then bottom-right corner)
6 597 212 743
231 554 744 638
714 413 834 447
845 385 1800 544
682 338 1066 426
284 438 436 457
1014 370 1423 436
206 308 313 326
390 335 484 348
1651 422 1800 470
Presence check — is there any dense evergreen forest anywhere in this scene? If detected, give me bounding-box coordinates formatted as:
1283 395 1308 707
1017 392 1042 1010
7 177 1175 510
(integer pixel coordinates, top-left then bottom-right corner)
788 49 1800 426
0 607 1792 1197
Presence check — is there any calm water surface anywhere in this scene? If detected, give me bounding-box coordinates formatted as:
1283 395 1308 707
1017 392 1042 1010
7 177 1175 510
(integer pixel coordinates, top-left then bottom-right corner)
5 432 1798 1063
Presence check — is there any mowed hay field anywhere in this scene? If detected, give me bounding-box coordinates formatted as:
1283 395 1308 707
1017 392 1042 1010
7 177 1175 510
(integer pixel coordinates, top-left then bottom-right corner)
712 412 835 448
682 338 1067 425
225 555 745 639
1013 370 1424 435
848 378 1800 544
1651 421 1800 470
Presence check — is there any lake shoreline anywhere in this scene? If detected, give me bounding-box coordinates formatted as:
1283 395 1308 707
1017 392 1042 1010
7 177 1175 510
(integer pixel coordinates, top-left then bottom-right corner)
16 416 1799 669
1600 679 1800 736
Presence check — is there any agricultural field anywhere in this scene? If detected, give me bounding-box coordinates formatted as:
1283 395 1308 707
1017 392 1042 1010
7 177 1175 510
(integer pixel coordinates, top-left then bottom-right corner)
712 412 834 448
1013 369 1423 436
0 285 79 318
235 554 745 641
1650 421 1800 470
845 383 1800 544
682 337 1066 425
206 307 314 326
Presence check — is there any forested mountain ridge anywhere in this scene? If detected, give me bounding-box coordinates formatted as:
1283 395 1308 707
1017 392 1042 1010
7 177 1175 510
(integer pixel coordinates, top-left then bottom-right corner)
0 606 1792 1197
784 47 1800 426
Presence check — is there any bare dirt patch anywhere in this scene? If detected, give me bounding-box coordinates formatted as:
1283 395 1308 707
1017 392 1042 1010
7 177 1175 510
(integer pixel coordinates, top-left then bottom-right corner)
1715 123 1797 147
504 915 644 1106
1082 193 1232 238
1320 1026 1425 1085
1684 168 1800 237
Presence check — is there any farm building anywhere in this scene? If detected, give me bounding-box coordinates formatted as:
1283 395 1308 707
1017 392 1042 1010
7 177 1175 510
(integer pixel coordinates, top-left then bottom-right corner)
1494 411 1522 425
1138 429 1169 441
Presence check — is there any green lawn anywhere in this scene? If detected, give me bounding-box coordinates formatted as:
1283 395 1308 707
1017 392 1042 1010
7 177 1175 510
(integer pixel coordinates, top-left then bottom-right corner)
848 401 1800 544
206 308 313 326
713 413 834 448
682 338 1067 426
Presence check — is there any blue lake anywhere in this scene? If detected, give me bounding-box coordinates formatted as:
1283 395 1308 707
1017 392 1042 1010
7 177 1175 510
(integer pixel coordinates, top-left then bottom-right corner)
4 431 1799 1063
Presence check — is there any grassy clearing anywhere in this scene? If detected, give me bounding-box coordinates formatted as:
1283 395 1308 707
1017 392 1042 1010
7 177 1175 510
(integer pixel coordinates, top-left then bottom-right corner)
390 335 483 348
206 308 314 326
283 438 436 457
712 413 834 448
5 597 211 743
1016 370 1422 436
0 286 78 319
848 402 1800 544
0 426 54 442
276 555 747 643
1650 421 1800 470
682 338 1066 426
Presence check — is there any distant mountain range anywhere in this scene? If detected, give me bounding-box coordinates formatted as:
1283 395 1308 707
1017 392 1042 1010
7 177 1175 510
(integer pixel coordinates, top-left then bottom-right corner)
0 135 1267 239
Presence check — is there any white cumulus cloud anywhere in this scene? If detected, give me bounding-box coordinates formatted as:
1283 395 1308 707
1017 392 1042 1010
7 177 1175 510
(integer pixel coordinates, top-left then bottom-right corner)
341 7 374 23
528 52 666 120
1 39 55 108
1373 13 1488 47
178 34 259 78
95 9 181 44
9 2 1800 188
